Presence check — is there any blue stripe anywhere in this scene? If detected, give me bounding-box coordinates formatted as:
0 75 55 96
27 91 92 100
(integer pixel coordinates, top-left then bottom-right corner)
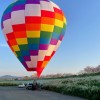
3 3 15 15
14 0 26 5
40 38 50 44
61 29 66 35
18 56 24 62
28 44 39 50
21 50 30 56
52 32 60 40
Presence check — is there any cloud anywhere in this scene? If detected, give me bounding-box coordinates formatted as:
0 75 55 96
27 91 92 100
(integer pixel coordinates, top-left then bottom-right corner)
0 43 8 47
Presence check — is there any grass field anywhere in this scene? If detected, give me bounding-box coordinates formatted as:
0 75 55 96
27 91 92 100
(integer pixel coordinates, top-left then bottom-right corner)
40 74 100 100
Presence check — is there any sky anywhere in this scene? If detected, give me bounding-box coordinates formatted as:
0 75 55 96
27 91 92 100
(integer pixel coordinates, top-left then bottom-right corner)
0 0 100 76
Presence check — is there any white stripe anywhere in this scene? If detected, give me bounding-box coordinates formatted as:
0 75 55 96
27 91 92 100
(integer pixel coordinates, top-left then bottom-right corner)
26 61 33 68
54 40 61 51
3 19 13 34
30 56 38 68
25 4 41 16
38 50 47 61
11 10 25 25
50 1 60 9
40 1 54 12
46 45 55 56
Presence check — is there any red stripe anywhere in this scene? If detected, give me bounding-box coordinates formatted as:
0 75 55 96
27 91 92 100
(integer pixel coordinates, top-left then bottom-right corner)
14 31 27 38
44 51 56 61
41 10 55 18
25 17 41 24
7 41 12 48
8 39 17 46
36 65 44 78
26 68 37 71
51 51 55 57
37 61 43 68
36 61 44 77
54 8 63 15
12 24 26 32
44 56 51 61
6 32 15 40
7 41 14 52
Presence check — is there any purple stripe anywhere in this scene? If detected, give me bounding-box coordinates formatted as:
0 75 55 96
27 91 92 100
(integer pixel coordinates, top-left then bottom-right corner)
39 44 49 50
50 38 58 45
41 0 49 2
3 13 11 21
59 34 64 41
22 62 28 68
12 5 25 11
26 0 40 4
24 56 31 61
30 50 38 55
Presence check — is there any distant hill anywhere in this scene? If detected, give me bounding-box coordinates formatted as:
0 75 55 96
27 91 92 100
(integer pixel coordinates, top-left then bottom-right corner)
0 75 19 79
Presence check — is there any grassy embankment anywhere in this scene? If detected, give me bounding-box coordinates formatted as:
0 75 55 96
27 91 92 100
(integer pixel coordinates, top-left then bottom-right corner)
40 73 100 100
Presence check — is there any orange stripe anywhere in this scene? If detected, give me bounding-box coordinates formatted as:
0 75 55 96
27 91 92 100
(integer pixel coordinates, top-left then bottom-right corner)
41 17 54 25
14 31 27 38
26 24 41 31
41 61 49 68
55 13 63 21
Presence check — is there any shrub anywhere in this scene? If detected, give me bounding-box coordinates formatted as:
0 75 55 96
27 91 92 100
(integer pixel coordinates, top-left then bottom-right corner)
0 82 18 86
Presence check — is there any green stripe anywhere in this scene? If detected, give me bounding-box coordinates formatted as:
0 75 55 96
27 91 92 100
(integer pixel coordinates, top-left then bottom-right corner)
40 31 52 38
15 51 22 57
19 44 28 50
28 38 40 44
63 23 66 29
53 26 62 34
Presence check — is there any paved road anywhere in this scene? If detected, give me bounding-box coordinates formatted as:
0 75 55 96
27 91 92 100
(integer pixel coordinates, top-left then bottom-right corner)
0 87 86 100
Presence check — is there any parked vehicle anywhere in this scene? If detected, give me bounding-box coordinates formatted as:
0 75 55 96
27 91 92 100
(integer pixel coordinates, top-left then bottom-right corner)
26 83 33 90
18 83 25 88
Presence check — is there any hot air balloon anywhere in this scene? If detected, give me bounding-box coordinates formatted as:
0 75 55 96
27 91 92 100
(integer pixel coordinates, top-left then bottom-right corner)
1 0 67 77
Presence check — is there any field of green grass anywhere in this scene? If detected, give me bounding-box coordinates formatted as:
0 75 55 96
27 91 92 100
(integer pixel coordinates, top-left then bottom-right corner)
40 74 100 100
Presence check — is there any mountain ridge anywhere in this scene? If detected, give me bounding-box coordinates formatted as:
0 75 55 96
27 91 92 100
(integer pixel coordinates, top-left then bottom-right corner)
0 75 19 79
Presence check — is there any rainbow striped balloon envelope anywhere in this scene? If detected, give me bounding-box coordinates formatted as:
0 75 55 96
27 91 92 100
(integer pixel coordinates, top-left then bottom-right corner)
1 0 67 77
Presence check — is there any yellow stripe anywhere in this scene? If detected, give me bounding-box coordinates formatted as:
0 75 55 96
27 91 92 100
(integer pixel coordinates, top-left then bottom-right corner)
12 45 20 51
63 16 67 24
55 19 63 28
26 31 40 38
16 38 28 45
41 24 54 32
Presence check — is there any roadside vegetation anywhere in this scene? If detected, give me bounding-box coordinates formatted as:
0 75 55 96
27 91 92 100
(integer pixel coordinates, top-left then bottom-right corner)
0 82 18 86
40 73 100 100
